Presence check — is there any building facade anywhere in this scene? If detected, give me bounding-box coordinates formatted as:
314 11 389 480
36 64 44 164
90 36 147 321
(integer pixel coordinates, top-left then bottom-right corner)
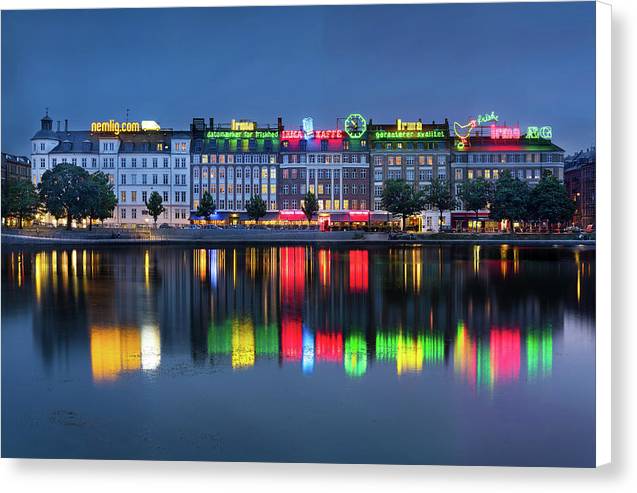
278 115 370 229
449 117 565 231
190 117 280 223
30 114 190 226
368 118 451 230
1 152 31 183
564 147 595 229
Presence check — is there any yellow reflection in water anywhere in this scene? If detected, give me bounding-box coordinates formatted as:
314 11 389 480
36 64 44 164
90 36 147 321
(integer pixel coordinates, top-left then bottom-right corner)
473 245 480 274
574 250 581 303
90 326 141 382
232 318 255 369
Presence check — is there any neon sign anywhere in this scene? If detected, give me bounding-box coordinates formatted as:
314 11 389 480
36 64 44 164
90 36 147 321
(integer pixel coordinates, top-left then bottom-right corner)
280 129 343 140
476 111 499 125
280 130 304 140
374 130 445 139
314 129 343 139
344 113 367 139
91 120 141 135
527 126 552 139
231 120 256 131
453 120 477 150
206 130 279 139
396 119 423 131
302 117 314 139
490 125 521 139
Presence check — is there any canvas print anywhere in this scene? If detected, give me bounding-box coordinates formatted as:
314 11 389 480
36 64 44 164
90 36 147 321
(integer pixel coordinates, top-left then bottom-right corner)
1 2 597 467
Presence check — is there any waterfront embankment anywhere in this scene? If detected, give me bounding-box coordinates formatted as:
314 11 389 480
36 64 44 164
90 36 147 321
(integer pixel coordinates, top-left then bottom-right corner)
1 227 596 247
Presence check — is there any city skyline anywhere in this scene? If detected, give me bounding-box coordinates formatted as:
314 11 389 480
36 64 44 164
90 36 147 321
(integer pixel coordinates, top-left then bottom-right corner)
2 2 595 156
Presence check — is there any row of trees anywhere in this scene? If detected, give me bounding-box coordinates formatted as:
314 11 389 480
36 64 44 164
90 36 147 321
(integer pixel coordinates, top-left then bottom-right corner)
2 163 118 229
381 170 575 231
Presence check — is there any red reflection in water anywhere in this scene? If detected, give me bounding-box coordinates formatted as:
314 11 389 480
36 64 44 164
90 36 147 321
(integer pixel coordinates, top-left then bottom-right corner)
281 317 303 361
490 327 521 383
315 332 343 362
349 250 368 293
280 247 305 361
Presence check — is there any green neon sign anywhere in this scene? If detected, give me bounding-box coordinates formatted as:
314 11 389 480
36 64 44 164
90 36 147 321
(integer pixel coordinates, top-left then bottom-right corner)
526 126 553 140
344 113 367 139
373 130 446 139
476 111 499 125
206 130 279 139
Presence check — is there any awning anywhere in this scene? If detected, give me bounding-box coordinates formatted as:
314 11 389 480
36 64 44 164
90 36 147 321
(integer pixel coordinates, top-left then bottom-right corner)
279 209 306 221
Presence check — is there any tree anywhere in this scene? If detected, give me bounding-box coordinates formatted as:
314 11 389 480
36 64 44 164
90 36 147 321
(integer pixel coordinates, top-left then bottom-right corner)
245 194 267 224
38 163 90 230
1 178 41 229
145 191 165 227
301 191 319 227
489 170 530 232
528 170 576 230
83 172 117 230
460 177 492 232
196 191 216 220
380 179 422 230
424 178 456 229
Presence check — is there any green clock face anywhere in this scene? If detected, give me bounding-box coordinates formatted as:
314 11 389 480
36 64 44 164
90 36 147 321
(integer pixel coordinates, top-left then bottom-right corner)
344 113 367 139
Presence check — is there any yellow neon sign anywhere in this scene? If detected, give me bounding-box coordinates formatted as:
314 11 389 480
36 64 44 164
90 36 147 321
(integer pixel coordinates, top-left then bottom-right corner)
396 119 423 131
231 120 256 131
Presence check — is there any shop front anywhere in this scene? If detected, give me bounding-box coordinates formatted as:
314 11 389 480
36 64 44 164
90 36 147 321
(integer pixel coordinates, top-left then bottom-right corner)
451 211 499 232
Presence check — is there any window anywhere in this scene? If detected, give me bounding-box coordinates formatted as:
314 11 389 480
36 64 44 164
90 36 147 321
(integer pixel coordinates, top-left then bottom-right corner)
142 174 147 185
142 158 147 168
163 192 168 202
131 158 137 168
120 208 126 219
121 174 127 185
81 158 87 168
131 191 137 202
121 191 127 203
142 191 148 203
153 174 158 185
152 158 158 168
455 169 463 180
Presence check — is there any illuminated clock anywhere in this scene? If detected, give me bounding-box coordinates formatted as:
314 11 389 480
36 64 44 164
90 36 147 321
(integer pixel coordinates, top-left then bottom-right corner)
344 113 367 139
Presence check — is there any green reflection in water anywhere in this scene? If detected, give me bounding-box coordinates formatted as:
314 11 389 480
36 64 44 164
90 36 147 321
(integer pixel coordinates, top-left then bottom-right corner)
344 333 367 377
255 323 279 357
527 326 553 380
376 331 444 374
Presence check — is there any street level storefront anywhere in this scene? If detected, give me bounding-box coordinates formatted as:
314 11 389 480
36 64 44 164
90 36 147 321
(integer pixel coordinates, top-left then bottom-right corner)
450 211 499 232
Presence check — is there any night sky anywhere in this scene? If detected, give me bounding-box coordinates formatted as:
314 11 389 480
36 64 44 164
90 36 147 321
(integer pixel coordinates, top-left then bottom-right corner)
1 2 595 155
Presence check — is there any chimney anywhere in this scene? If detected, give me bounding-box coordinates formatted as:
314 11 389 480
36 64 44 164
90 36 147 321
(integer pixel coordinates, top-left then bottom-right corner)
418 118 422 123
277 116 283 131
209 117 214 130
64 119 68 132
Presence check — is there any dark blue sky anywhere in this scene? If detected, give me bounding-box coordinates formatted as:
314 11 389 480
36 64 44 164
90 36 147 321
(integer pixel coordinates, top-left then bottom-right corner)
2 2 595 155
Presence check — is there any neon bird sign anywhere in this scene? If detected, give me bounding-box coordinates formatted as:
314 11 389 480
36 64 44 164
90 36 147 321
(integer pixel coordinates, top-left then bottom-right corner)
453 120 477 150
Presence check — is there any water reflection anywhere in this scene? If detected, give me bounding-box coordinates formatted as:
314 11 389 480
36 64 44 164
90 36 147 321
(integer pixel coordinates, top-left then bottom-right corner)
2 244 594 391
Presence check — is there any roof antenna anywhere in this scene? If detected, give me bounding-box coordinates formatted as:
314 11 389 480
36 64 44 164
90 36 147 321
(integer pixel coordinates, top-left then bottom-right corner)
126 108 130 122
45 107 49 117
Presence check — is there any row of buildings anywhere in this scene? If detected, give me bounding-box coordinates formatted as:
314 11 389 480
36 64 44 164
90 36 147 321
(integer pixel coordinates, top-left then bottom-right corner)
22 111 593 230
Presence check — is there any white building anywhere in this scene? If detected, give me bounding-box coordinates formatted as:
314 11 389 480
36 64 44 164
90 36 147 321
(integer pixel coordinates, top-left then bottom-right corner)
31 113 190 226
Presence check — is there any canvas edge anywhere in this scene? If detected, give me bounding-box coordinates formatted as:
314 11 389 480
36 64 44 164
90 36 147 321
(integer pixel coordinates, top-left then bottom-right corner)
595 0 611 468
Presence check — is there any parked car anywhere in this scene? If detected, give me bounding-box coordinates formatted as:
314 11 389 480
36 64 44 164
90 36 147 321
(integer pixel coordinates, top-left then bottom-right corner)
159 223 173 229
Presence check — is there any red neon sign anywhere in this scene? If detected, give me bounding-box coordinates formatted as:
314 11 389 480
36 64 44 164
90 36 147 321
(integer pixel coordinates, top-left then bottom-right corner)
280 130 304 140
490 125 520 140
314 129 343 139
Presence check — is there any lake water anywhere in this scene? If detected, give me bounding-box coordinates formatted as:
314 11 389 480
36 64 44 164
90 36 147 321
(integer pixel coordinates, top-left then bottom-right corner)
1 244 596 466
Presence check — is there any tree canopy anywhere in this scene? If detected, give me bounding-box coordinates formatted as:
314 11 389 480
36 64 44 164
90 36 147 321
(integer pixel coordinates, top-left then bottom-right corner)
460 177 492 231
1 178 41 228
245 194 267 223
528 171 576 226
489 170 530 231
83 172 117 230
423 178 456 228
301 191 319 226
145 191 165 226
196 191 216 219
380 179 422 230
38 163 91 229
